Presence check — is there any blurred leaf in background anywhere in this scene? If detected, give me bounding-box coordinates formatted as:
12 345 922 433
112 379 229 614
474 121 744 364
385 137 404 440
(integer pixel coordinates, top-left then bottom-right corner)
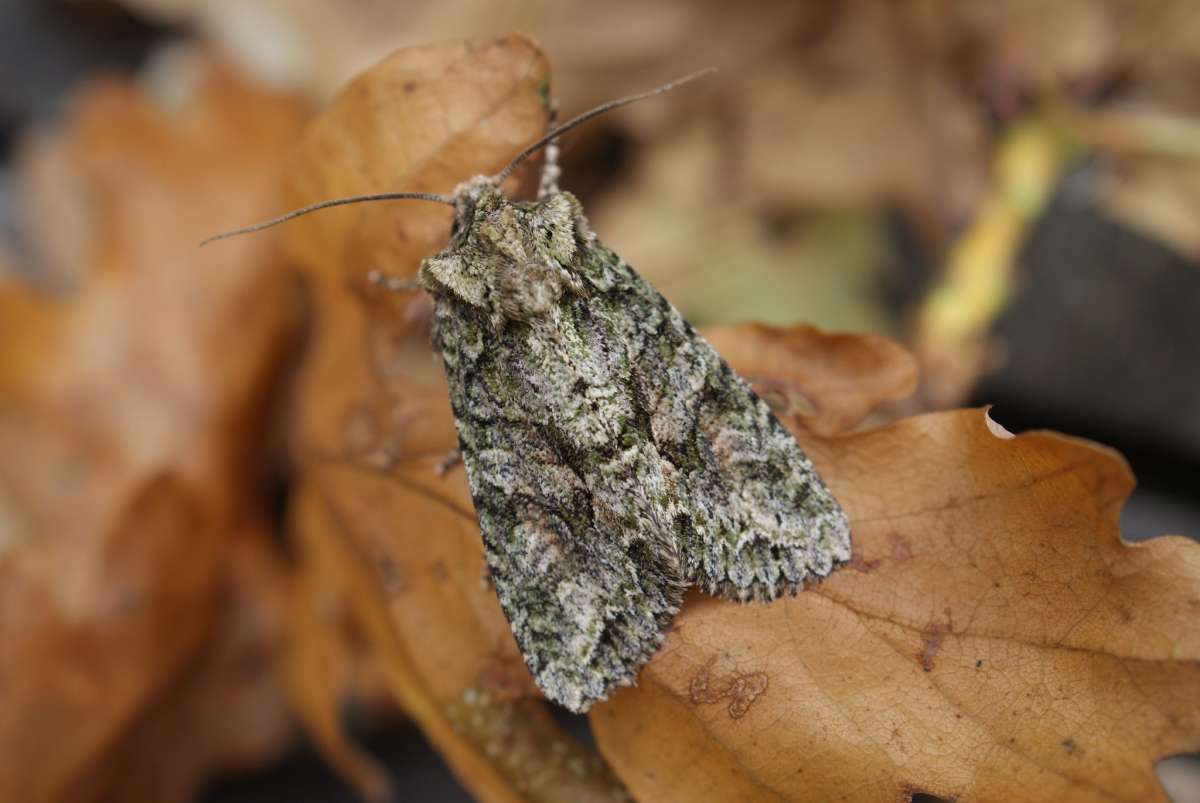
0 47 306 803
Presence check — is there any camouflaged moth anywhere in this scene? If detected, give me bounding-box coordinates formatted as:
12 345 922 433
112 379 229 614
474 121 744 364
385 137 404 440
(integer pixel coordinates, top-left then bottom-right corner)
205 71 851 713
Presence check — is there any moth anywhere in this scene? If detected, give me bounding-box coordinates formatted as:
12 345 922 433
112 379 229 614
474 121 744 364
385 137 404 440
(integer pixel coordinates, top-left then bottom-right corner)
206 71 851 713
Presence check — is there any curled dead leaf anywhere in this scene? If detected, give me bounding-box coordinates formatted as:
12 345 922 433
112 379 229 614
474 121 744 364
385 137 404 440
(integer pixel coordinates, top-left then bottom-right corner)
704 323 917 437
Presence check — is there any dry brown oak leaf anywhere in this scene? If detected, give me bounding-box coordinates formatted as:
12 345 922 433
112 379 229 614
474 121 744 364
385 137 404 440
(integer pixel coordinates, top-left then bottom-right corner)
0 50 304 803
268 35 1198 803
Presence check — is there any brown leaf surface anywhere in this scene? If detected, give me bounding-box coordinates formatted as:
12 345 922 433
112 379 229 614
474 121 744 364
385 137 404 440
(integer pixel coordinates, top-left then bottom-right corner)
79 523 294 803
0 49 306 803
285 551 393 803
0 476 219 803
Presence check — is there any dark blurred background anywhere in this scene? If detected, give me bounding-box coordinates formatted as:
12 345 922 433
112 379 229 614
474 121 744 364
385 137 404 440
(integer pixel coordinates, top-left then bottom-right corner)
1 1 1198 801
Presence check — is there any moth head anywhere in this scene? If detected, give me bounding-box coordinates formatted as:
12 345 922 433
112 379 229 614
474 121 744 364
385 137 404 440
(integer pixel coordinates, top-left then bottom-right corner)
419 177 583 323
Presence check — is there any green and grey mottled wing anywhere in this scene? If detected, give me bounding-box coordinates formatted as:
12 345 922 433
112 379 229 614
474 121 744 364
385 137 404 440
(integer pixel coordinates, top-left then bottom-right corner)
431 202 848 712
584 240 853 602
433 298 689 713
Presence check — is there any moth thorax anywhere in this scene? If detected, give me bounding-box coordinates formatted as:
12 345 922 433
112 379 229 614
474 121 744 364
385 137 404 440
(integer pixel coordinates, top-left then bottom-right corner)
494 259 569 321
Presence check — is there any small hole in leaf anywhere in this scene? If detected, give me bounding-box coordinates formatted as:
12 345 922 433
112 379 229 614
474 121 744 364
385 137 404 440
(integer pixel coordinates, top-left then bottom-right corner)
910 794 953 803
982 408 1015 440
1157 754 1200 803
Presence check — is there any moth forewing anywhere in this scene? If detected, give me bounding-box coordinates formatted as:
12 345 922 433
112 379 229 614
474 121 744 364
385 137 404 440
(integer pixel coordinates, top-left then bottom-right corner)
425 181 849 711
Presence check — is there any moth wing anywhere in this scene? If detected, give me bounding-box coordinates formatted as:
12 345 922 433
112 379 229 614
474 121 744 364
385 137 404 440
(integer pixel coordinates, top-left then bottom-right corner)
437 300 688 713
618 265 852 601
460 424 687 712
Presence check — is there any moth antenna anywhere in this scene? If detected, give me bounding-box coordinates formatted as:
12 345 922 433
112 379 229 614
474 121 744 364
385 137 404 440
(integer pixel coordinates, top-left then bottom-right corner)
493 67 715 185
199 191 456 246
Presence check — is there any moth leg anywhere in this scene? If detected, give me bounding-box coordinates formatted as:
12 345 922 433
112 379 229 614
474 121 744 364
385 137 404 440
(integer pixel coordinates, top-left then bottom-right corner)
367 269 419 293
537 97 561 200
434 448 462 476
478 561 494 590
